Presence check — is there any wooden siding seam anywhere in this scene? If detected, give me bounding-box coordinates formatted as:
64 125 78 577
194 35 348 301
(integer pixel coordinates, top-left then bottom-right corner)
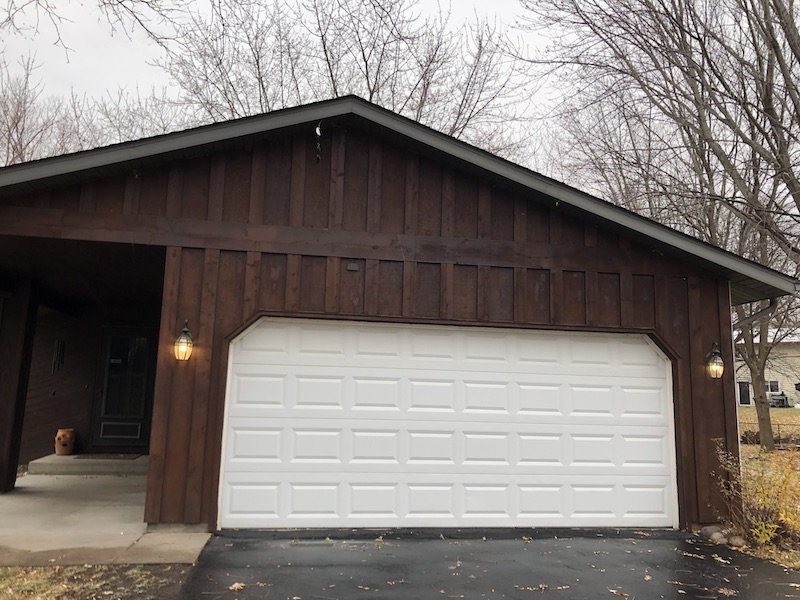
477 181 491 240
441 172 454 237
328 131 345 229
402 262 416 318
285 254 301 311
364 258 380 316
242 251 262 322
123 172 141 215
367 141 382 233
404 156 419 235
513 196 527 243
207 156 226 222
289 136 306 227
513 266 526 323
165 165 184 219
248 146 268 225
325 257 341 313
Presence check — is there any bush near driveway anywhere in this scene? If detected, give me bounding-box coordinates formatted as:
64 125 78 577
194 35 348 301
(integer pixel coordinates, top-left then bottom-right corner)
717 442 800 553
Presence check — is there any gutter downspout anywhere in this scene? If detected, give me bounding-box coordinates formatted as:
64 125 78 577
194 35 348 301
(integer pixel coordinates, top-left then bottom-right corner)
732 297 778 331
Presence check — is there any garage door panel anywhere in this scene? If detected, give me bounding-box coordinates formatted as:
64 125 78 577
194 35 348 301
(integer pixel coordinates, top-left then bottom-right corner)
221 472 673 528
227 369 668 425
233 329 667 380
225 418 671 476
231 354 667 380
220 319 677 528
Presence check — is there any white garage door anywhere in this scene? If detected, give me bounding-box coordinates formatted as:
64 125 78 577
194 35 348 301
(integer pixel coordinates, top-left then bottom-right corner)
219 318 677 529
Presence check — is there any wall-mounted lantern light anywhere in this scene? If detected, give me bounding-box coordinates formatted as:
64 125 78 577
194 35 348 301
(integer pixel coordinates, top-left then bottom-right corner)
705 342 724 379
174 320 194 361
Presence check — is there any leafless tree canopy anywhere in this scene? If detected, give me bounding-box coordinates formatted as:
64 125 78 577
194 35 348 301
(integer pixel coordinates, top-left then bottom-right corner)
523 0 800 260
0 57 190 166
521 0 800 449
1 0 187 46
159 0 535 159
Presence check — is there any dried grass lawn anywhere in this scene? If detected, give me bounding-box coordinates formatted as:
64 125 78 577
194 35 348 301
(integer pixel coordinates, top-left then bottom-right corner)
0 564 188 600
737 405 800 427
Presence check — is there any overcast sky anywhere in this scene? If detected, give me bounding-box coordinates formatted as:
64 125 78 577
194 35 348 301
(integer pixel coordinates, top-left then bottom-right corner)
3 0 525 98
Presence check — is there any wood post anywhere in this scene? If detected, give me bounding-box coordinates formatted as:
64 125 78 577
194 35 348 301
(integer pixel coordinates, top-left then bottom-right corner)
0 279 38 493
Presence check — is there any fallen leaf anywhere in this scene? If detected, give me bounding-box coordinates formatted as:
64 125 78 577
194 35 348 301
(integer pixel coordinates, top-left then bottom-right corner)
387 579 409 585
356 585 370 590
229 582 246 591
644 574 652 581
717 589 737 597
608 590 629 597
712 554 731 564
556 585 570 590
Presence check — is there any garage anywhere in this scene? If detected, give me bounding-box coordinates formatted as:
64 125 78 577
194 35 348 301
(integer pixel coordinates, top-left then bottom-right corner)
8 96 795 529
219 318 677 529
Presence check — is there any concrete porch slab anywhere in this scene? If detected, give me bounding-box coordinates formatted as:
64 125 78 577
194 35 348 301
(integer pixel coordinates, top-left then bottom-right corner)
0 474 209 566
27 453 149 476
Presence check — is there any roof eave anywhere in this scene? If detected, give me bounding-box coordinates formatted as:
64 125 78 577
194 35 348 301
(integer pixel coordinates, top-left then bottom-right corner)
1 95 797 303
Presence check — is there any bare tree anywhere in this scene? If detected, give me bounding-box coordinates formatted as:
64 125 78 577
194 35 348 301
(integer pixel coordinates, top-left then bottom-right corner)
521 0 800 449
1 0 187 46
0 56 191 165
522 0 800 261
158 0 535 159
0 56 66 164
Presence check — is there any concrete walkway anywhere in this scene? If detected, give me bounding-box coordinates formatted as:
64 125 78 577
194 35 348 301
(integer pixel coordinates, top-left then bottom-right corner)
0 474 209 566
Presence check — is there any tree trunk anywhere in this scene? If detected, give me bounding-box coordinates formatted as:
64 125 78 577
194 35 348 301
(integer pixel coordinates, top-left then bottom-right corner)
749 369 775 451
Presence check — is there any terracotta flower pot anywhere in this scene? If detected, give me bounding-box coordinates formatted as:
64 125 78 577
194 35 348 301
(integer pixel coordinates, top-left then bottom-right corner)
54 428 75 455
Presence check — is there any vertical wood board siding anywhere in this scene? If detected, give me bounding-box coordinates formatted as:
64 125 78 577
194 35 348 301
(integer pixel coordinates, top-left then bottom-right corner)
1 127 737 529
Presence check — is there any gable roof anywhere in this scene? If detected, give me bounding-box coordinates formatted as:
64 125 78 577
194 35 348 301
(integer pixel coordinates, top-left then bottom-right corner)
0 95 796 305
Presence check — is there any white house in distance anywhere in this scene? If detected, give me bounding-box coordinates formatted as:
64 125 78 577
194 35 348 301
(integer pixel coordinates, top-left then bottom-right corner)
735 334 800 408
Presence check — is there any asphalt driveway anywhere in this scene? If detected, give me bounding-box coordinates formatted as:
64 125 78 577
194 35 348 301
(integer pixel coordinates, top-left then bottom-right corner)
181 529 799 599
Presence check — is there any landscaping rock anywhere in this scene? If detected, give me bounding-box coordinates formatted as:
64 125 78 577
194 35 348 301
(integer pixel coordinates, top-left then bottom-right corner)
729 536 746 548
710 531 727 544
700 525 722 539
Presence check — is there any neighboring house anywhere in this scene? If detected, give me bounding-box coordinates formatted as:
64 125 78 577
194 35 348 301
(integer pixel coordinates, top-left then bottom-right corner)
0 97 798 532
735 339 800 408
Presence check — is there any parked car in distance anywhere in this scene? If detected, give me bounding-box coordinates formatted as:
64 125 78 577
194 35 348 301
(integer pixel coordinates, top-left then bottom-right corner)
768 391 793 408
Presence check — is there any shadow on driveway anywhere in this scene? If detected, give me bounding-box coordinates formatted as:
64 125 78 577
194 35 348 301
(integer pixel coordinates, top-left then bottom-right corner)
181 529 799 599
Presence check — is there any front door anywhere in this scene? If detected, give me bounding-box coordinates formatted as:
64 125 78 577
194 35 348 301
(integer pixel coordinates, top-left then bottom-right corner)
92 328 157 448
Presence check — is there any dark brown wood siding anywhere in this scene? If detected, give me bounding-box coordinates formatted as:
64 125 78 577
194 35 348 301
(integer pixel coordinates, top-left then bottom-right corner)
0 126 739 528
